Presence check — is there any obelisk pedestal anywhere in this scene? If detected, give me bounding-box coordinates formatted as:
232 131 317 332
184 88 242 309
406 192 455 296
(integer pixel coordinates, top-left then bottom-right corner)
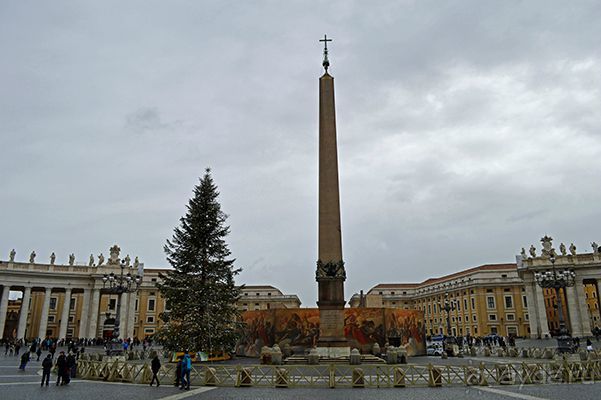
315 36 349 357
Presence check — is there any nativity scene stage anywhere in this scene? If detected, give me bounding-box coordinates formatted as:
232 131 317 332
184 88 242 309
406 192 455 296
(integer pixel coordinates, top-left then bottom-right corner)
235 36 426 363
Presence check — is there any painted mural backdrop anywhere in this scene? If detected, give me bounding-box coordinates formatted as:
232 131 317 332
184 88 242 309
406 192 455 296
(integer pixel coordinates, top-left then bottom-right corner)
237 308 425 357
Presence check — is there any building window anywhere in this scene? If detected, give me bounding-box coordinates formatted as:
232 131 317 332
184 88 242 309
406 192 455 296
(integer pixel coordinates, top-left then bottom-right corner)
525 313 529 321
464 299 468 310
268 293 272 296
471 298 475 309
148 298 156 311
522 295 528 308
135 299 139 311
489 314 497 321
69 298 76 310
68 316 74 322
474 326 478 334
504 296 514 309
147 316 154 323
50 298 57 310
48 316 55 323
244 293 248 296
472 315 477 322
256 293 260 296
506 313 515 321
109 299 116 310
144 328 155 334
487 296 495 309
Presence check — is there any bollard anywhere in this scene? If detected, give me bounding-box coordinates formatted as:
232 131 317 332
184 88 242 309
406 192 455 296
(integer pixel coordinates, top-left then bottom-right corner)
271 349 283 365
352 368 365 388
307 348 320 365
372 343 381 357
387 349 398 364
350 348 361 365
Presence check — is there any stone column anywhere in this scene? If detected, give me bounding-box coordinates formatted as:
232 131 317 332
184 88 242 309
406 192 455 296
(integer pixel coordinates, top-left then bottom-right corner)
87 289 100 338
126 292 137 339
17 287 32 340
566 285 590 337
120 292 129 339
524 282 540 339
0 286 10 339
534 284 550 338
78 289 91 338
58 288 72 340
37 287 52 339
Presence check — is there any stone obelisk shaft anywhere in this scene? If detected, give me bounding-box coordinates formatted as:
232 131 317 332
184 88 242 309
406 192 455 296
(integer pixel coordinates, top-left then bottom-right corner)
318 73 343 265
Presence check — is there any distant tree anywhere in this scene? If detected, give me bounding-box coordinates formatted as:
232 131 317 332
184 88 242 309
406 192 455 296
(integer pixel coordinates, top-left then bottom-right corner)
156 168 242 352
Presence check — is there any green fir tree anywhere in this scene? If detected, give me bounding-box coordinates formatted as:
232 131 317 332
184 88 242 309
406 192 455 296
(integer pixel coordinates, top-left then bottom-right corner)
156 168 242 352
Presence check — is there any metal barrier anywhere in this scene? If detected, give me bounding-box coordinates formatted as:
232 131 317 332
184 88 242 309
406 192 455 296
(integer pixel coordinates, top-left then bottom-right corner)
76 359 601 388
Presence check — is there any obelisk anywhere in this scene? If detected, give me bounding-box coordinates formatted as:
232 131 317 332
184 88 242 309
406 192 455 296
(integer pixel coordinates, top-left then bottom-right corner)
315 35 348 353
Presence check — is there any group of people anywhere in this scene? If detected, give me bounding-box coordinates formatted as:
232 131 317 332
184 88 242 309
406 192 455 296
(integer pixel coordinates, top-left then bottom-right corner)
4 338 78 387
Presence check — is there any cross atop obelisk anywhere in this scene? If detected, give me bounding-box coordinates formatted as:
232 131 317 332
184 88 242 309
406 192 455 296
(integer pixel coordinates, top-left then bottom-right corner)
315 34 348 353
319 34 332 72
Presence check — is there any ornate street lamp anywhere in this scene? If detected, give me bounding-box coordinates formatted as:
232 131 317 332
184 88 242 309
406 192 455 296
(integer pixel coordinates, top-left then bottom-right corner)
534 255 576 353
439 292 457 355
102 259 142 355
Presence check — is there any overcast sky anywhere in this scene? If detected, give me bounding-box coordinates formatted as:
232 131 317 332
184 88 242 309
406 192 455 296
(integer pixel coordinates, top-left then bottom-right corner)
2 1 601 305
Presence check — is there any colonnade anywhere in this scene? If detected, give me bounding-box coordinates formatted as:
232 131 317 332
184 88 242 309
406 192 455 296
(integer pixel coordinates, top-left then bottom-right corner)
0 284 138 341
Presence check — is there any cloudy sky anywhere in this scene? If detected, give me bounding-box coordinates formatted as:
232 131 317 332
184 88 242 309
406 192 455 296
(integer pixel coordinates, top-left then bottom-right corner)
2 1 601 305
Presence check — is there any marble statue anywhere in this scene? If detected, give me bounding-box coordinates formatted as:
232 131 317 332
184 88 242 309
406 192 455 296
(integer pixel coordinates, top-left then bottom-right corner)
559 243 567 256
29 251 36 263
124 254 131 267
133 256 139 269
569 243 577 256
529 245 536 258
9 249 15 262
50 252 56 265
520 248 527 260
89 254 94 266
69 253 75 266
98 253 105 266
109 244 121 265
593 242 599 254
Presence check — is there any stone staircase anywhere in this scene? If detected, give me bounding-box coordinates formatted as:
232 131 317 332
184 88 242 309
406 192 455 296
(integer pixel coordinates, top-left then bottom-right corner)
284 354 386 365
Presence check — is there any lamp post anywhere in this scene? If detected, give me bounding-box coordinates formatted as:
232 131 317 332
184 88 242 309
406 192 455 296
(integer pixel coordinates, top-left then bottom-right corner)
102 260 142 355
439 292 457 355
534 255 576 353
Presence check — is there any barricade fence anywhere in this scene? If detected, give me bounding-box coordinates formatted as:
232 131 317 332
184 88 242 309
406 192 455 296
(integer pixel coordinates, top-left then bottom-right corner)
76 360 601 388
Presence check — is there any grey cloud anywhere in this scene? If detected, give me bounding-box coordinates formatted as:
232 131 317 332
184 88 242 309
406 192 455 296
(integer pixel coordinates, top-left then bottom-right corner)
2 1 601 304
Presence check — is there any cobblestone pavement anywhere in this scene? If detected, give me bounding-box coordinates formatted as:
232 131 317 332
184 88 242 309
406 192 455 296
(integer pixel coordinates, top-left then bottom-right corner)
3 347 601 400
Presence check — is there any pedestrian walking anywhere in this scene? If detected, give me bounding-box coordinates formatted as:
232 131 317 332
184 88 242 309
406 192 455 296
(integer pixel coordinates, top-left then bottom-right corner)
150 354 161 387
36 346 42 361
180 351 192 390
41 354 53 387
56 351 68 386
18 351 30 370
586 338 594 352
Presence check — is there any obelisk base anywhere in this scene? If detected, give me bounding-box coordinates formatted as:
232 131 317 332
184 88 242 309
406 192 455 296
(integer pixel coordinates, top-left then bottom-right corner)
317 307 348 355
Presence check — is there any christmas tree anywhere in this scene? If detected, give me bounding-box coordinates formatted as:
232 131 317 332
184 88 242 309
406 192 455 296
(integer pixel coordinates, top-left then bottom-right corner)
156 168 242 352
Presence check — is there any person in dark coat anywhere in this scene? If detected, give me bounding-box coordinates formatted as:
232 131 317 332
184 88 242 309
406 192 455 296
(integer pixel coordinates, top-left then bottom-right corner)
150 354 161 387
66 352 76 379
18 351 29 370
174 356 183 387
56 352 68 386
41 354 53 386
36 346 42 361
